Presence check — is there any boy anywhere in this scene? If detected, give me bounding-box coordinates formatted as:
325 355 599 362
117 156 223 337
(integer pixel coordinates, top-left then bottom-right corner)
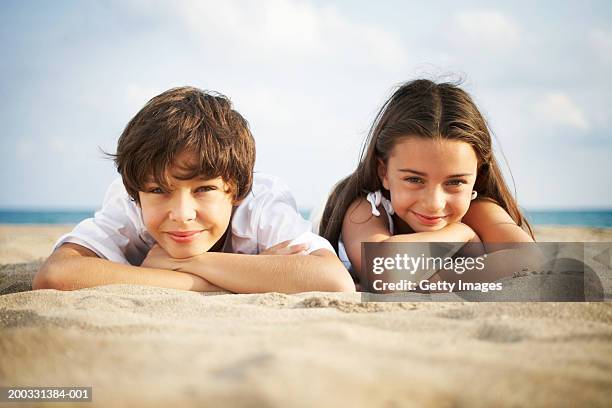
33 87 355 293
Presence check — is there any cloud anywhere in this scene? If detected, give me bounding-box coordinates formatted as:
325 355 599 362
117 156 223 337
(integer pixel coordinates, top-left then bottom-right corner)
532 92 590 131
148 0 407 70
450 10 521 50
46 137 68 154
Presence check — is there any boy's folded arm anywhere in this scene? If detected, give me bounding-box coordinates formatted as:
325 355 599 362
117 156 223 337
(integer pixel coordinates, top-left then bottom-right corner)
32 243 224 292
170 249 356 294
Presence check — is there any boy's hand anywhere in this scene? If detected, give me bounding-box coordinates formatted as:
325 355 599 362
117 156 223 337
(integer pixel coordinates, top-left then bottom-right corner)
141 244 181 271
141 245 226 292
260 240 309 256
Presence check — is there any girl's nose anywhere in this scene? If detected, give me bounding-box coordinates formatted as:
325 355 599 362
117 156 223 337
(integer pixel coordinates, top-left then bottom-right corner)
422 186 446 213
169 194 197 223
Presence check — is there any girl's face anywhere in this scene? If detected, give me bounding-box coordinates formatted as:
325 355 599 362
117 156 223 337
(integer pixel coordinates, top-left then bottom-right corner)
378 137 478 233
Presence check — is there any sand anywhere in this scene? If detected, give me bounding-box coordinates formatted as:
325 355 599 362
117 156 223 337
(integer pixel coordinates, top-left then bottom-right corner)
1 224 611 407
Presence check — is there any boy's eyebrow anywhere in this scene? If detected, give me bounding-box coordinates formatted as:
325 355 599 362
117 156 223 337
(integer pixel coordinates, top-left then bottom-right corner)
170 174 220 182
398 168 474 178
143 175 216 183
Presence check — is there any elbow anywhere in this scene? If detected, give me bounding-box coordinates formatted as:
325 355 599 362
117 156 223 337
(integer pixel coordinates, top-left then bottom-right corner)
335 278 357 293
32 264 52 290
326 265 356 293
32 259 67 290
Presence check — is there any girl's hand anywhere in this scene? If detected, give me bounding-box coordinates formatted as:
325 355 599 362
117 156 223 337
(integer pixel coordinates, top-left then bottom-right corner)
260 240 309 256
141 244 181 271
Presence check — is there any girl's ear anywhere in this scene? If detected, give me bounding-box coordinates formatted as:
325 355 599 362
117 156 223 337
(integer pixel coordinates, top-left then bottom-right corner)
377 158 389 190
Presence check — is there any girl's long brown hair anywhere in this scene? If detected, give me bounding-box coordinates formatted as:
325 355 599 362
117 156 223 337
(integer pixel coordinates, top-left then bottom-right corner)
319 79 533 251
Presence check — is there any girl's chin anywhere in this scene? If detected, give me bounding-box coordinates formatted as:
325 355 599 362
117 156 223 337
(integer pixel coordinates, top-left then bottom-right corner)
411 225 445 233
406 221 447 233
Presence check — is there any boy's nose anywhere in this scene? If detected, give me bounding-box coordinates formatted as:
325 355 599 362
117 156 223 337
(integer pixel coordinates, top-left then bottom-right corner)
169 195 197 222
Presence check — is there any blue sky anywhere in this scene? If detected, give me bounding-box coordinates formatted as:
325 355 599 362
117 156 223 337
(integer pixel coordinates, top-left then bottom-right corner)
1 0 611 210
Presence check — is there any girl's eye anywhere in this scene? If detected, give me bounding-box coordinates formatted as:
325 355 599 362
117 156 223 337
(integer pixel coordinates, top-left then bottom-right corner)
404 177 424 184
148 187 165 194
447 179 466 186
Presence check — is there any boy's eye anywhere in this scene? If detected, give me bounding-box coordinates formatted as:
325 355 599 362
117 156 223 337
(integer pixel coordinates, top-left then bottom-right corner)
404 177 424 184
195 185 217 193
144 185 217 194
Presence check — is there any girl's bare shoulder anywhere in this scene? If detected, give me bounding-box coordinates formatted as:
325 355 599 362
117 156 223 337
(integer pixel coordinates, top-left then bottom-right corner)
342 197 390 234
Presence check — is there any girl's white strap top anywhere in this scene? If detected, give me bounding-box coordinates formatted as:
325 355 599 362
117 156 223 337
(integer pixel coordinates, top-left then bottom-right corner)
338 190 394 278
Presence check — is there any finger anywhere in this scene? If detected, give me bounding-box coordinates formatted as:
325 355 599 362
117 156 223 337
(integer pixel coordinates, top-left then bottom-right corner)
271 243 308 255
267 240 293 251
286 243 309 254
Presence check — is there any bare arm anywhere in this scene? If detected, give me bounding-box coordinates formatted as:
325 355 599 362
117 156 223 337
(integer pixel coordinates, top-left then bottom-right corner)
342 198 479 277
144 247 355 294
462 199 534 244
32 243 224 292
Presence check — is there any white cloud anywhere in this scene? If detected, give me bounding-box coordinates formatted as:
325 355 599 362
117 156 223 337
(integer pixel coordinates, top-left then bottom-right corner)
46 137 67 154
532 92 590 131
451 10 521 50
154 0 406 69
235 86 299 128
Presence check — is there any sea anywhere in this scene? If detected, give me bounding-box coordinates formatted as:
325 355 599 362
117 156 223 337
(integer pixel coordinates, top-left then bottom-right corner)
0 209 611 228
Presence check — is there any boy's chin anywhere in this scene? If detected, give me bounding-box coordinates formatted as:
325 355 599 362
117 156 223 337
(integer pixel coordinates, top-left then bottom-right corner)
163 243 212 259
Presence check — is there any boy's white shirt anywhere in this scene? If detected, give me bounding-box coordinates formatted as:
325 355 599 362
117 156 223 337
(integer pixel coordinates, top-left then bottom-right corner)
54 173 334 266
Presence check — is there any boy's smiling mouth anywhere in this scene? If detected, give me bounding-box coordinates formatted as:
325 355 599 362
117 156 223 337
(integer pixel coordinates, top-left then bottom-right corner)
165 230 205 243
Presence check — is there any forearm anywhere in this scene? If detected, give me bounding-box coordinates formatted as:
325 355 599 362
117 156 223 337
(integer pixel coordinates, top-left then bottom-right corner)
384 223 477 243
172 250 355 294
35 254 223 292
463 200 534 243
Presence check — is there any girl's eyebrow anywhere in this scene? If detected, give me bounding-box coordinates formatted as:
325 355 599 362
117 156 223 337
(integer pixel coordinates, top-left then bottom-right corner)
398 168 473 178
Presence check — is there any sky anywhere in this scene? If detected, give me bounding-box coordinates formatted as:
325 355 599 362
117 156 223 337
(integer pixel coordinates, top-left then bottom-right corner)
1 0 611 210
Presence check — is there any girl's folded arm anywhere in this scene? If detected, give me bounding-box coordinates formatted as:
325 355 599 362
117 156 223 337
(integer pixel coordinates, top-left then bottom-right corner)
341 199 478 276
462 199 534 243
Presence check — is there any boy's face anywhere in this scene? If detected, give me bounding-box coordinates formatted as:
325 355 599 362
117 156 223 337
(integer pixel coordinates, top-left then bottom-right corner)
138 154 236 259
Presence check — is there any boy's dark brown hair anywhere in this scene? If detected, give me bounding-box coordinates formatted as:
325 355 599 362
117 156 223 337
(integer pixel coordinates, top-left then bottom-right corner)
112 86 256 204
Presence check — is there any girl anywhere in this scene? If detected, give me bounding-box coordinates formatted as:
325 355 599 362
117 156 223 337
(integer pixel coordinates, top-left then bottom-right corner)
319 79 535 286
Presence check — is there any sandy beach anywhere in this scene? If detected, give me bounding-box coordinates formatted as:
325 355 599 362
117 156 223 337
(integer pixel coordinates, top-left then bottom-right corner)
1 224 611 407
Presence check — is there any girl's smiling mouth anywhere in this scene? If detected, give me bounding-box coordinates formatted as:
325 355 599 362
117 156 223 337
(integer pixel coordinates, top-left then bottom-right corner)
411 211 447 225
